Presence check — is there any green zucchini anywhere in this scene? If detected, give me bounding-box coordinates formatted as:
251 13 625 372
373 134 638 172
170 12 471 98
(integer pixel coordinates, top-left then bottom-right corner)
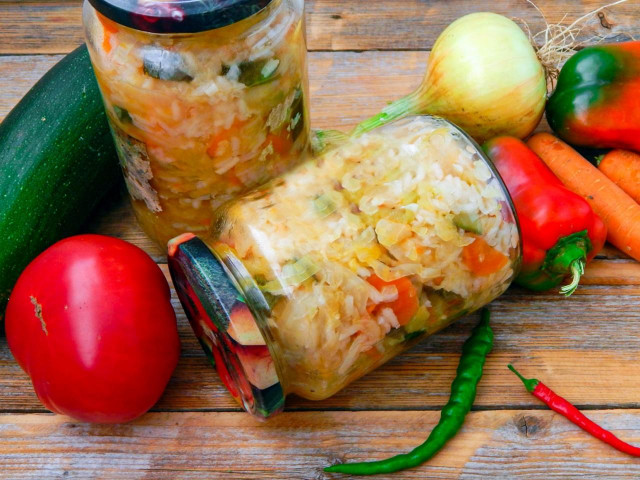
0 45 120 320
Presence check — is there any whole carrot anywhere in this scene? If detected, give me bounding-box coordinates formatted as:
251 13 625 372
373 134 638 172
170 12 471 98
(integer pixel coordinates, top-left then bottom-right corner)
527 133 640 262
598 149 640 204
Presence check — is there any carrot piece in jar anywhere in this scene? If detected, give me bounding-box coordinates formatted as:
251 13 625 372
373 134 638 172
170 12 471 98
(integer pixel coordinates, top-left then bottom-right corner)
462 235 508 276
206 120 246 158
367 274 419 326
363 345 384 362
266 133 293 155
97 13 119 54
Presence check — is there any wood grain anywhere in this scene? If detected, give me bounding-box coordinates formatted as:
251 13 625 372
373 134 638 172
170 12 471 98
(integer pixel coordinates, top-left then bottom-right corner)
2 410 640 479
1 0 638 54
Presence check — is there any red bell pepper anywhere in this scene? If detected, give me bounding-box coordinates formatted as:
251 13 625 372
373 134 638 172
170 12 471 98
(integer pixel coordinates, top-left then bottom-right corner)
484 137 606 294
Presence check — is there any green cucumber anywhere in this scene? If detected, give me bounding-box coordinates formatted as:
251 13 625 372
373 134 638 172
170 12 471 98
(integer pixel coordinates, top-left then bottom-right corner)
0 45 120 320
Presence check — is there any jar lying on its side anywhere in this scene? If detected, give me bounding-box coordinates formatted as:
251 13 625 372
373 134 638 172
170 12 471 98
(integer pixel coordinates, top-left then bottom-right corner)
83 0 310 246
168 115 522 418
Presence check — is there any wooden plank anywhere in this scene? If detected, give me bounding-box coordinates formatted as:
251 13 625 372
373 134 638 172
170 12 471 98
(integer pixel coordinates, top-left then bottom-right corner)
0 48 624 148
1 49 635 141
0 2 84 55
2 49 631 139
0 51 429 130
2 3 639 478
3 282 640 413
306 0 639 51
2 409 640 479
598 244 632 260
1 0 637 54
0 52 428 134
582 259 640 285
0 56 60 123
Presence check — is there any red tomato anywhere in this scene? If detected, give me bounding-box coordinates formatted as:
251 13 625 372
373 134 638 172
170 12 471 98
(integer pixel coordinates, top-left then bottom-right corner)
5 234 180 423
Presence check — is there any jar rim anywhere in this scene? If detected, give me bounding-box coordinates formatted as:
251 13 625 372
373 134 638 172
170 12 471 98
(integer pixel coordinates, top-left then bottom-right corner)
87 0 274 34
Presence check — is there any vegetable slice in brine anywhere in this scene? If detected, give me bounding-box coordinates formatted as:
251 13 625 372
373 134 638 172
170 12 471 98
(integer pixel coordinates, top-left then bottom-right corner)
222 58 280 86
141 46 193 82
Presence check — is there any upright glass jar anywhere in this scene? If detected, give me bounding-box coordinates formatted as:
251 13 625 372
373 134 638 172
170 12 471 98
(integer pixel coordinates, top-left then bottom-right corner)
83 0 310 246
168 116 522 418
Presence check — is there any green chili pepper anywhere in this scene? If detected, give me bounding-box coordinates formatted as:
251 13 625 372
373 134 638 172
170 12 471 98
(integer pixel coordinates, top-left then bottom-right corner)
325 308 493 476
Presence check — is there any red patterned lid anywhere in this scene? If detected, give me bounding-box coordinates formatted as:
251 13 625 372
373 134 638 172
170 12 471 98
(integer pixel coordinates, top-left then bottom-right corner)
168 234 284 419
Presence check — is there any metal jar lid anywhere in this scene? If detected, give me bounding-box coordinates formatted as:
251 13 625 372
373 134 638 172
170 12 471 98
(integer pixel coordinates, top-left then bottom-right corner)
87 0 274 33
168 233 284 419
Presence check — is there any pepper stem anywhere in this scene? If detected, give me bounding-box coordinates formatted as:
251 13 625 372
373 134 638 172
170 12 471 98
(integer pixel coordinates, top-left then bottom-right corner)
507 364 539 393
542 230 591 296
559 259 585 296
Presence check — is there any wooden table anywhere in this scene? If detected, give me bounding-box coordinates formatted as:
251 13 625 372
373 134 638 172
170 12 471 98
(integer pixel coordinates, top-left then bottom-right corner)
1 1 640 478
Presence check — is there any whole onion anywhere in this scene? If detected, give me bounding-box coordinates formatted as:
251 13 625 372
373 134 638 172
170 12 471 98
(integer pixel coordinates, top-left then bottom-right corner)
353 12 547 143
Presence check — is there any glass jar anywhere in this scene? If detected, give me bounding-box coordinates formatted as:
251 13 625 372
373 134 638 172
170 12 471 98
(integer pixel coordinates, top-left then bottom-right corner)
83 0 310 247
168 116 522 418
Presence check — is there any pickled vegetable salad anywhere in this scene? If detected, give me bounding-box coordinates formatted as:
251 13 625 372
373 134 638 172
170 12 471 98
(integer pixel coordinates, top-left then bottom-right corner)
84 0 310 246
217 116 519 398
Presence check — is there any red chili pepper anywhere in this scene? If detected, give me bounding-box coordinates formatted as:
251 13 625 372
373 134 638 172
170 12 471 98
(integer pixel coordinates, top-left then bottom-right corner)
509 364 640 457
484 137 607 295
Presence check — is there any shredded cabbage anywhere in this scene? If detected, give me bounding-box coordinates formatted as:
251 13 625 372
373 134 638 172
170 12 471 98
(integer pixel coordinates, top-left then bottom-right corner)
262 255 321 292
